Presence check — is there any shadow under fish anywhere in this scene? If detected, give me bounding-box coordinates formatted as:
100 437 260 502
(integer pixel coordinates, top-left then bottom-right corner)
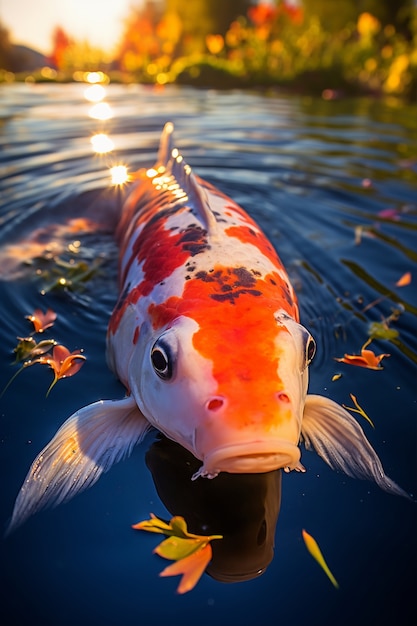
145 436 282 583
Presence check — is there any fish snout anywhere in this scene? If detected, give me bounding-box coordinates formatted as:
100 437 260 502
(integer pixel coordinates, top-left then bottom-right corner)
195 393 302 477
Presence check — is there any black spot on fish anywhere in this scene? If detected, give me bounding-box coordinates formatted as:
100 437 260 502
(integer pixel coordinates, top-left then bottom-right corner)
232 267 257 288
212 211 228 223
145 206 179 230
178 225 209 256
210 289 262 304
196 270 215 282
281 283 294 305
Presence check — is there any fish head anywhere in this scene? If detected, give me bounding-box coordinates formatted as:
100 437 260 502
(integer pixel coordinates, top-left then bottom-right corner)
129 309 316 478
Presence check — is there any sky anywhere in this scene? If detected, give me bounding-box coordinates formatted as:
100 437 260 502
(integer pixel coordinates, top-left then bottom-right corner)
0 0 137 54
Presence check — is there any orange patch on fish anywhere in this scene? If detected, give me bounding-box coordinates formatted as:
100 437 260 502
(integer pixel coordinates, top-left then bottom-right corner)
149 265 297 428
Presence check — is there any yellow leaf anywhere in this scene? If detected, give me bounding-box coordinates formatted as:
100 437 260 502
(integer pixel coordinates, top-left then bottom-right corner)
132 513 173 534
132 514 222 593
154 536 204 561
342 393 375 429
302 529 339 589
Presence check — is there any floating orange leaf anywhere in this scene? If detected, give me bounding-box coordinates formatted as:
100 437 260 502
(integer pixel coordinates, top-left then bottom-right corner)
159 543 213 595
302 529 339 589
395 272 411 287
334 339 390 370
26 308 57 333
133 514 222 594
40 344 86 396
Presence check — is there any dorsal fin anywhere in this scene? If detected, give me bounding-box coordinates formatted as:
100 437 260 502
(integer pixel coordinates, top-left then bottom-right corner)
156 123 218 235
156 122 175 167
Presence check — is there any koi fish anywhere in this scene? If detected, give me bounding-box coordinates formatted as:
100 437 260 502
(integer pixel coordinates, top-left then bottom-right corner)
7 123 408 533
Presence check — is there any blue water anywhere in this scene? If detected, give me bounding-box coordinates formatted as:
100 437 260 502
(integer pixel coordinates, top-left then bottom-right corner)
0 83 416 626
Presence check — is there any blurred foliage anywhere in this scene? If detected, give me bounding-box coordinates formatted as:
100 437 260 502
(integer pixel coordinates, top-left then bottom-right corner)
1 0 416 99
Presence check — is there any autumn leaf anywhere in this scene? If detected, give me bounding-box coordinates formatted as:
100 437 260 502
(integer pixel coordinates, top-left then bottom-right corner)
26 308 57 333
395 272 411 287
133 514 222 594
1 338 57 398
40 344 86 397
302 529 339 589
13 337 56 364
368 322 399 341
159 543 213 595
342 393 375 428
334 339 390 370
154 536 205 561
133 513 221 543
132 514 175 535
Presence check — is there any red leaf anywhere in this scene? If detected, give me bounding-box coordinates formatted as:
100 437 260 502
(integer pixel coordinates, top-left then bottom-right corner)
27 308 57 333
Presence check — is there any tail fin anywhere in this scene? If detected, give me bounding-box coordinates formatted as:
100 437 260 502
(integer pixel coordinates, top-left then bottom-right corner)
302 394 411 499
6 396 151 535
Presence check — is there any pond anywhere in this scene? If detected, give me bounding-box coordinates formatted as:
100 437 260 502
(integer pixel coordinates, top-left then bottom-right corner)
0 82 416 626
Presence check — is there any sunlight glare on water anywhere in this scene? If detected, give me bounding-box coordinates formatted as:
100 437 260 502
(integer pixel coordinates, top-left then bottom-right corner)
0 82 416 626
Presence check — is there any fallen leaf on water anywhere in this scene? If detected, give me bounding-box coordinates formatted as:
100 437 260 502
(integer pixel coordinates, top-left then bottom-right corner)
342 393 375 428
368 321 399 341
395 272 412 287
133 514 222 594
13 337 57 364
302 529 339 589
1 338 57 398
39 344 86 397
26 308 57 333
334 339 390 370
155 536 205 561
159 543 213 595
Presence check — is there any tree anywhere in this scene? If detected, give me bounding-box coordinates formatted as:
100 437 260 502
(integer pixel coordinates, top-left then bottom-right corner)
48 26 72 69
165 0 254 53
116 0 165 73
0 20 13 70
299 0 414 33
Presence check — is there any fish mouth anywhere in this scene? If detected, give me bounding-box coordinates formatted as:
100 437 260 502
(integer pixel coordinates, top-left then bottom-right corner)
195 440 300 478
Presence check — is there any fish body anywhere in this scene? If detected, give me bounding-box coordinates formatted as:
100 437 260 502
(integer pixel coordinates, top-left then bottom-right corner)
7 123 408 533
107 123 310 477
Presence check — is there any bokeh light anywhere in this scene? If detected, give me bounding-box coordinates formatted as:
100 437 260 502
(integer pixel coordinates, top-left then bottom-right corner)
88 102 113 120
90 133 114 154
84 84 106 103
110 165 129 186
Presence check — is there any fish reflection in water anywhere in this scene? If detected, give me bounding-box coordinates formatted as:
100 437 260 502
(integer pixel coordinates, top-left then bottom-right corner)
146 436 282 583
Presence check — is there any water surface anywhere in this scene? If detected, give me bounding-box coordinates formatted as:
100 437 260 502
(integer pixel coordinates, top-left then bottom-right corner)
0 83 416 626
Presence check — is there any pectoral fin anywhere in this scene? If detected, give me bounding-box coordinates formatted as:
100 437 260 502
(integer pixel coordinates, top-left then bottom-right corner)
7 396 151 534
301 394 410 498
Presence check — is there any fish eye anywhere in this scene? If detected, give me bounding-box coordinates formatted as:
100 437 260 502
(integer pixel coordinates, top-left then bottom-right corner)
306 336 316 366
151 341 173 380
